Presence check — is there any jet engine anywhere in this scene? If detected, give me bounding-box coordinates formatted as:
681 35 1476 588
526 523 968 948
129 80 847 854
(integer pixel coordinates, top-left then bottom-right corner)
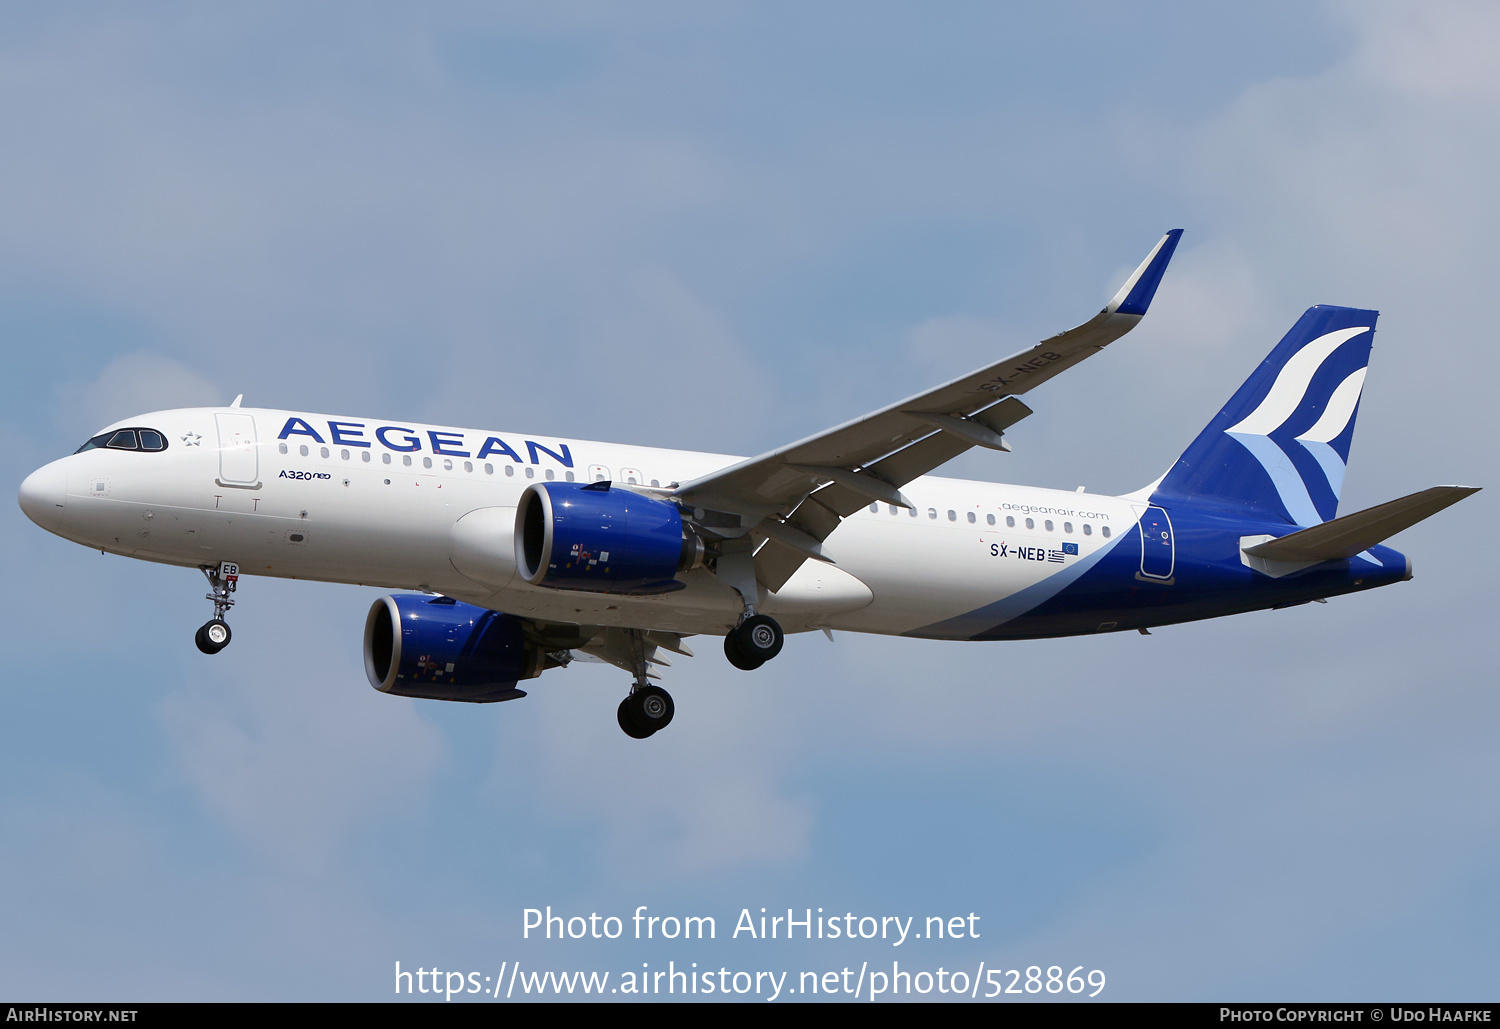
515 481 704 595
363 594 544 702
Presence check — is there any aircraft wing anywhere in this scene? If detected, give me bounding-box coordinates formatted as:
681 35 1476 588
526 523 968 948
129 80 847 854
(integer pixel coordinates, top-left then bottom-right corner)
673 229 1183 591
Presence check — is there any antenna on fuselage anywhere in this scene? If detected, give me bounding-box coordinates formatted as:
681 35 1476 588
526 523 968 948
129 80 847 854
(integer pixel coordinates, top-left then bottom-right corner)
230 394 243 408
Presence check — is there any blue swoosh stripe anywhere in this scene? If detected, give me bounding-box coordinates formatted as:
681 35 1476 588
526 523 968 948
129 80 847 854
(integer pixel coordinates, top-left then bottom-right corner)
908 529 1130 640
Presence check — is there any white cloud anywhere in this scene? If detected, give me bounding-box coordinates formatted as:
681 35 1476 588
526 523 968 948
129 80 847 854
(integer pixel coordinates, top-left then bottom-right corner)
1178 0 1500 501
54 351 222 439
1341 0 1500 98
158 587 445 876
512 660 814 873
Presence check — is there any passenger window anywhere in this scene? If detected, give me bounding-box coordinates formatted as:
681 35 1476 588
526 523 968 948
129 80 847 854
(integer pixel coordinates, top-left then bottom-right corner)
869 503 879 514
908 507 917 517
651 479 660 487
403 455 412 467
361 452 370 463
1102 525 1111 538
279 442 288 454
888 505 898 515
300 445 309 457
1006 516 1015 527
1064 521 1073 533
966 511 976 524
525 467 534 478
986 514 995 526
320 447 330 459
927 508 937 519
341 449 350 460
565 471 575 481
545 469 555 480
464 461 473 472
505 466 514 477
442 459 452 471
947 510 956 521
423 457 433 469
485 463 494 474
1025 517 1034 530
1044 519 1053 532
1083 523 1092 536
382 453 391 465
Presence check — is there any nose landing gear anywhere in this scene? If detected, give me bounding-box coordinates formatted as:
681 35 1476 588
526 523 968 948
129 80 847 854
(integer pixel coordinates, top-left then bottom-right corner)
195 562 238 655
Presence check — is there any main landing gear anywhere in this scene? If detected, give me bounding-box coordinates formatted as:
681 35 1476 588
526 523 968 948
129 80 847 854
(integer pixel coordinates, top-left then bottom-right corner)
723 613 784 671
618 685 675 740
195 561 239 655
607 610 784 739
617 628 675 739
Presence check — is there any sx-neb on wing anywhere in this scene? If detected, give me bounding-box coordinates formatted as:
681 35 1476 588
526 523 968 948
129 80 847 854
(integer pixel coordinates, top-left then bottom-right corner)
19 232 1478 738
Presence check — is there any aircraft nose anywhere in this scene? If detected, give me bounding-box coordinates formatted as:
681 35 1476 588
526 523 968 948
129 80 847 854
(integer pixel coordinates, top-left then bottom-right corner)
18 460 68 534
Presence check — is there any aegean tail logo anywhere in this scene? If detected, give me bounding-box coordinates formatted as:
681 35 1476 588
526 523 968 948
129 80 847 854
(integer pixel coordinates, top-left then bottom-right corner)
1224 326 1372 525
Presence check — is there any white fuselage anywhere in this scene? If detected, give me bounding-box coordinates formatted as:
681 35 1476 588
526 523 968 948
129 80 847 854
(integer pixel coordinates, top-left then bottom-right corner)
32 407 1137 640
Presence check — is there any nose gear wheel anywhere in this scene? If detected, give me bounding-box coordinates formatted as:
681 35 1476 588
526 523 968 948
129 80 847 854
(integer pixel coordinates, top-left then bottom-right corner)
195 618 232 655
195 562 239 655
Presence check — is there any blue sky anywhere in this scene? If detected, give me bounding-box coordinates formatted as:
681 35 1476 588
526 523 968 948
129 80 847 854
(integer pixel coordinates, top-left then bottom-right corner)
1 1 1496 1001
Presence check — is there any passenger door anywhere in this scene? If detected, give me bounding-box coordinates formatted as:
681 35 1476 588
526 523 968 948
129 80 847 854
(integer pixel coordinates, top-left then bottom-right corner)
215 413 261 488
1135 505 1175 580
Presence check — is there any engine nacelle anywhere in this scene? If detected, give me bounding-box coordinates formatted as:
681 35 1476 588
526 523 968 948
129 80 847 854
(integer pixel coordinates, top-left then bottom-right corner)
363 594 544 703
515 481 703 595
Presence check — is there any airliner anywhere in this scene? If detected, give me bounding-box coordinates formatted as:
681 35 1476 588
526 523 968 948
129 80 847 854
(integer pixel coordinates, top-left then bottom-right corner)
17 231 1478 738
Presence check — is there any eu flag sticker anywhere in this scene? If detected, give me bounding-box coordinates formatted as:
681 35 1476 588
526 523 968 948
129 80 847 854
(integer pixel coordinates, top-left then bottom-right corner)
1062 542 1079 556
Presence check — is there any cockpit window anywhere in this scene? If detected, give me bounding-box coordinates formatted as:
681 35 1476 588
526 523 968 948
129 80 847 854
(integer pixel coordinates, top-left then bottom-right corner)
75 427 169 454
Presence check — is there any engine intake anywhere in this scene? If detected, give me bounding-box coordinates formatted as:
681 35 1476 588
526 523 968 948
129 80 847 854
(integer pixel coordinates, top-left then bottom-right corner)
364 594 543 703
516 481 703 595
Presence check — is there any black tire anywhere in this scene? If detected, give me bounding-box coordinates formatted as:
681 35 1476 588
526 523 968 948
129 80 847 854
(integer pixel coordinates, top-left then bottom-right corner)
737 614 783 662
632 685 675 732
617 697 654 739
723 629 764 671
195 620 230 655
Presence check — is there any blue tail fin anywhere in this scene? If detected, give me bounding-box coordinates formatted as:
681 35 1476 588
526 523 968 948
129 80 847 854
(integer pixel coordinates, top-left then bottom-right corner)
1151 305 1377 525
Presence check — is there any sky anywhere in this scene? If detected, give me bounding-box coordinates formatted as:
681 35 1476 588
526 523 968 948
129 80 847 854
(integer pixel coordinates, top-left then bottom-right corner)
1 0 1496 1002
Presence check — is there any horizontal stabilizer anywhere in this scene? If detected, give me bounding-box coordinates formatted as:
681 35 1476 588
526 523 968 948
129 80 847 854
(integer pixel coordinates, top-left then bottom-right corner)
1241 486 1480 562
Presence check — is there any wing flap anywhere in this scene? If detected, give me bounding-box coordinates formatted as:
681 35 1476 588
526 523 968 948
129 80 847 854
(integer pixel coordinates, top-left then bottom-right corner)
866 430 974 493
755 537 811 593
786 495 843 539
